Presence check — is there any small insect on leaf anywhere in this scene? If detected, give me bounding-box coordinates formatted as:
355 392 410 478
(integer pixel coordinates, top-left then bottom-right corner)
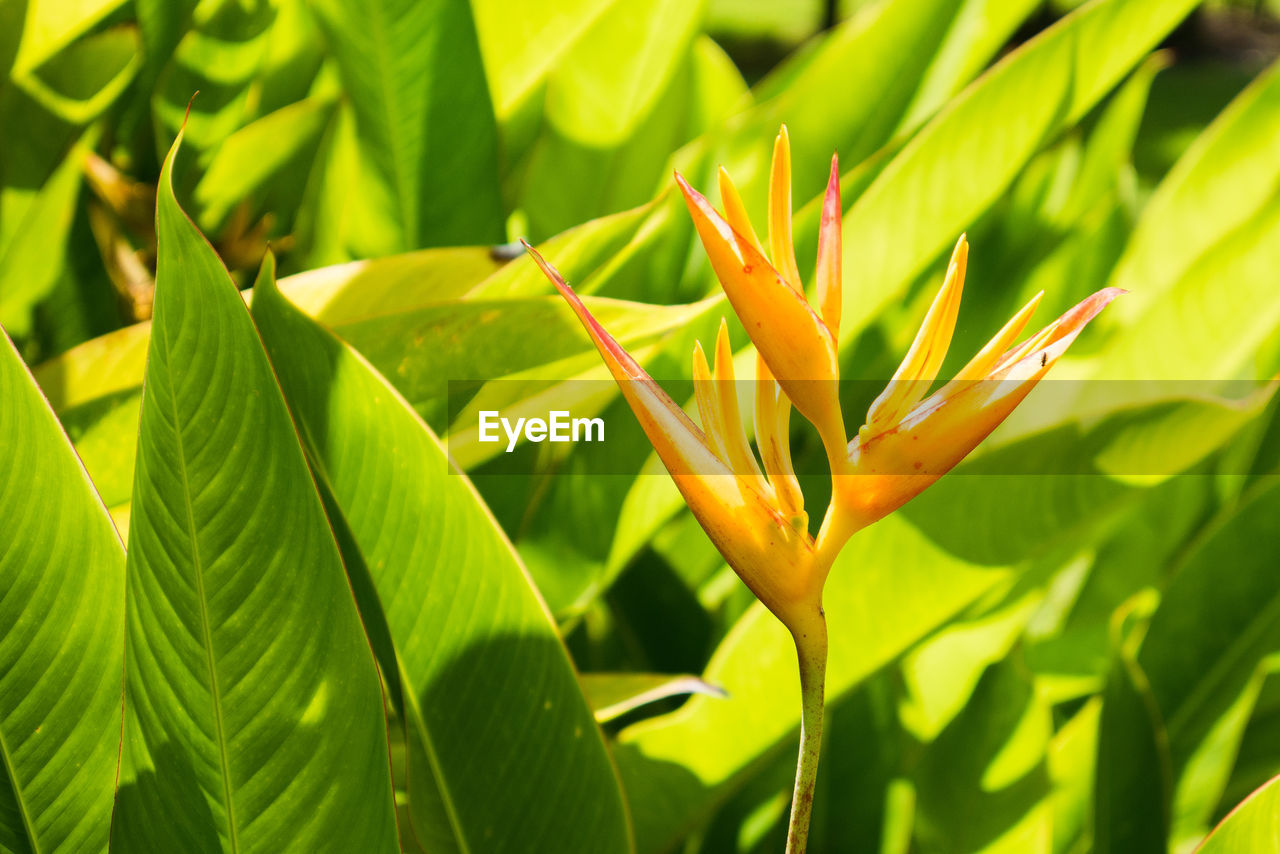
1041 353 1047 367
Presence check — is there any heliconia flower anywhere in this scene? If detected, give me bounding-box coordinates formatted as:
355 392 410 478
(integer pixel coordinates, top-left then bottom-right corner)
527 127 1122 613
522 242 824 635
530 127 1121 854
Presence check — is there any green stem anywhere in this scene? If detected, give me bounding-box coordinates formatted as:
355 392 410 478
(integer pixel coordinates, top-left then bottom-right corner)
785 611 828 854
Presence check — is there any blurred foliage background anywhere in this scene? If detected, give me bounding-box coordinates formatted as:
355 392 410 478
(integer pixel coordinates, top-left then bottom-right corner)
4 0 1280 851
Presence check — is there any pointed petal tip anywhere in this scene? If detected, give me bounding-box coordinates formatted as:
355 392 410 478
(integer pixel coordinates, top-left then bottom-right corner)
522 241 575 297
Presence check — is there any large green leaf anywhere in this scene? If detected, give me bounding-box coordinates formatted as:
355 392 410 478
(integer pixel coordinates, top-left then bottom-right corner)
0 127 88 337
518 34 742 238
541 0 703 148
0 328 124 854
470 0 615 122
912 661 1053 853
7 0 126 78
193 94 337 233
1196 775 1280 854
152 0 277 162
1140 478 1280 764
110 133 398 853
1107 57 1280 325
0 0 26 85
836 0 1199 340
32 206 660 515
13 25 139 125
309 0 504 252
727 0 1037 202
250 259 634 853
1093 609 1171 854
1094 476 1280 852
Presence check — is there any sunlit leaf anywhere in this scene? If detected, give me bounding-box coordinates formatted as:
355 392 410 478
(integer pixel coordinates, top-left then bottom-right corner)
309 0 504 252
110 132 398 852
837 0 1199 340
250 260 635 854
7 0 126 77
0 327 124 854
1195 775 1280 854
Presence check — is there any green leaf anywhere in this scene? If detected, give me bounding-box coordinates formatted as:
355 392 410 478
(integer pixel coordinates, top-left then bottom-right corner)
152 0 277 160
309 0 504 252
1093 615 1172 854
1108 57 1280 325
738 0 1035 190
615 514 1013 853
339 291 718 433
1096 477 1280 852
249 259 635 853
912 661 1053 854
541 0 704 148
837 0 1199 340
7 0 127 78
581 673 727 724
135 0 197 81
1220 659 1280 819
193 94 337 233
13 25 140 125
0 128 88 338
0 328 124 854
1090 194 1280 385
0 0 26 85
470 0 615 121
518 34 743 238
1195 775 1280 854
110 132 398 853
1140 480 1280 762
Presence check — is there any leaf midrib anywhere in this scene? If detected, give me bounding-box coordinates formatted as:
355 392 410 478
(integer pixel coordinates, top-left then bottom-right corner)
156 316 240 854
0 723 42 854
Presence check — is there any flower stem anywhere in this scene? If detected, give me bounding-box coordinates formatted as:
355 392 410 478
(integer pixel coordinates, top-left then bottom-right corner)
785 611 828 854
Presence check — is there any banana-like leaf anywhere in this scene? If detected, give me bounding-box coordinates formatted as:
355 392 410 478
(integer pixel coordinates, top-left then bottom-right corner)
1108 57 1280 324
250 259 634 853
110 132 398 853
0 328 124 854
837 0 1199 340
13 26 139 125
152 1 277 162
470 0 615 122
309 0 504 252
1195 775 1280 854
912 661 1053 853
0 128 88 337
1094 475 1280 852
7 0 126 78
194 95 338 233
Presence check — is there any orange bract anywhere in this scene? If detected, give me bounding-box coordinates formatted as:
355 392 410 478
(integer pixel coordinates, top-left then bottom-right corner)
527 126 1121 627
